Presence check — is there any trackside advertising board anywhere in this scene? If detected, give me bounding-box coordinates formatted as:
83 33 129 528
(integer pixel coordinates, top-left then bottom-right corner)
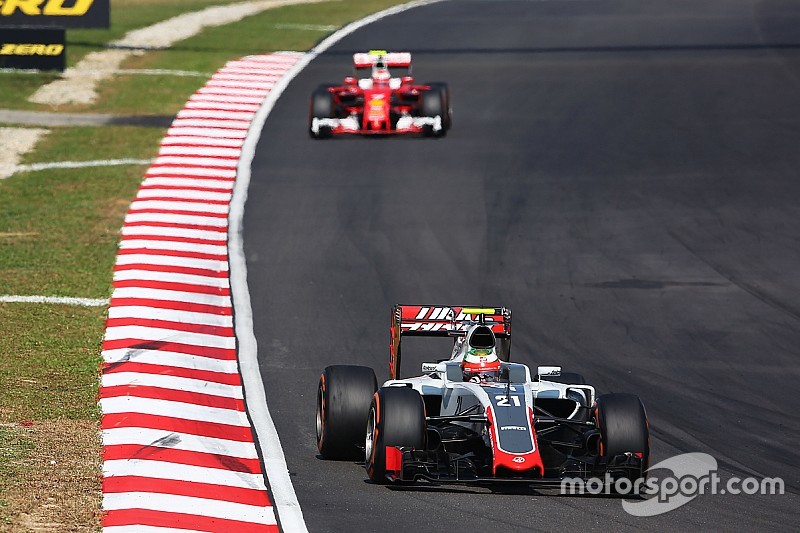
0 28 65 70
0 0 109 28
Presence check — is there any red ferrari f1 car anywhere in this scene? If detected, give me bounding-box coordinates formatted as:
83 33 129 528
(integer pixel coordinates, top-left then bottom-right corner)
316 305 650 489
308 50 452 138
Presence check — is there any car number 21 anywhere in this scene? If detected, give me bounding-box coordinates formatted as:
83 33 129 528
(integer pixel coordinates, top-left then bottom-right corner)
495 395 521 407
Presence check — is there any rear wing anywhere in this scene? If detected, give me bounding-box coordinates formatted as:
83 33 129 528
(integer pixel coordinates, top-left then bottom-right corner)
353 50 412 69
390 304 511 379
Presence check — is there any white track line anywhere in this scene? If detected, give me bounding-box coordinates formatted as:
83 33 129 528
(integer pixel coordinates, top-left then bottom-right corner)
229 1 447 530
15 159 153 173
0 295 109 306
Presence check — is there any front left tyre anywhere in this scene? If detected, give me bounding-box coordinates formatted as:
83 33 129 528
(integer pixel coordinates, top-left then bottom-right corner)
420 84 450 137
365 386 426 484
316 365 378 460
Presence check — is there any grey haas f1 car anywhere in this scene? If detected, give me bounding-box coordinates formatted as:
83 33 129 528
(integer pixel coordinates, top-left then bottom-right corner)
316 305 650 489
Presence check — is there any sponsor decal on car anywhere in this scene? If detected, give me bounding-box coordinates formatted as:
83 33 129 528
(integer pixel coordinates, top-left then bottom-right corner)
367 98 385 122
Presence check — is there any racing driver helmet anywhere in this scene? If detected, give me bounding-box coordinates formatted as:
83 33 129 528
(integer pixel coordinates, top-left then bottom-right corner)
461 324 501 382
372 57 391 85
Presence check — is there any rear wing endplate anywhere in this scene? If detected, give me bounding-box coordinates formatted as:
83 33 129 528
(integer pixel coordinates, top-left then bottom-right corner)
390 304 511 379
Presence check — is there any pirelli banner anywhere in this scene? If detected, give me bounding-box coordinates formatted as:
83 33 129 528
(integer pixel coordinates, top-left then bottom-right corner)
0 28 65 70
0 0 109 28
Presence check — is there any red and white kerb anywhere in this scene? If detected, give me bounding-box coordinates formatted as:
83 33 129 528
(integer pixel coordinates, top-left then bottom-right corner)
100 52 302 533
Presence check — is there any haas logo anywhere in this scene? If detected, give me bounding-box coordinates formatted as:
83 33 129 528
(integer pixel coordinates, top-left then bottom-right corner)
512 456 525 463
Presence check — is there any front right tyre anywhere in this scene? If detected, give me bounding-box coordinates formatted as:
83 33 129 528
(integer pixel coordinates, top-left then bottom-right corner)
309 84 336 139
595 393 650 481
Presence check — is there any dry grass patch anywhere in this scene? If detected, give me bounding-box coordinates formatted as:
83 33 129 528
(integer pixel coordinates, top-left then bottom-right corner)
0 420 101 533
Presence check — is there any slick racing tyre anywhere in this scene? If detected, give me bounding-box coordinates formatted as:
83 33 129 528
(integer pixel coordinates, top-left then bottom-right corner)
424 82 452 130
309 84 336 139
316 365 377 460
595 393 650 480
420 85 448 137
365 386 426 484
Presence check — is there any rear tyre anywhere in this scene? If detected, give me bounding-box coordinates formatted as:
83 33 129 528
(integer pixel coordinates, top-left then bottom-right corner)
316 365 377 460
309 84 336 139
365 387 426 484
595 393 649 480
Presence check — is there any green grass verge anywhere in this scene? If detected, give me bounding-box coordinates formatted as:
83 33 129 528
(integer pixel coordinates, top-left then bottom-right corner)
0 304 105 421
0 163 146 297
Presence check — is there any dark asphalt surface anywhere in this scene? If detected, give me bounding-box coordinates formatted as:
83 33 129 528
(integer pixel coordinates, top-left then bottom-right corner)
243 1 800 530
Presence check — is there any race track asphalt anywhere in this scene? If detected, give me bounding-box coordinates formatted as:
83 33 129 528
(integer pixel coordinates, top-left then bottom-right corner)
243 1 800 530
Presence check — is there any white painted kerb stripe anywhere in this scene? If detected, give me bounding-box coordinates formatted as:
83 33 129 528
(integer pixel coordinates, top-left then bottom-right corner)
104 526 199 533
103 492 276 525
103 427 258 459
110 287 230 307
103 326 235 349
102 372 242 399
100 397 246 427
104 459 265 490
113 270 230 288
102 348 239 374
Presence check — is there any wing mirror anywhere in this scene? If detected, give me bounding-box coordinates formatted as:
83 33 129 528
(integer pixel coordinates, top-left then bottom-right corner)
401 76 414 85
537 366 562 380
343 76 357 85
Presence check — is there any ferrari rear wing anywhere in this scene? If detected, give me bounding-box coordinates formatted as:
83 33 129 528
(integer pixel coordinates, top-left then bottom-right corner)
390 304 511 379
353 50 412 68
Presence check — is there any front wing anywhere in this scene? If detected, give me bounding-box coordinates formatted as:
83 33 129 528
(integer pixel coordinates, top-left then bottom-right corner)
310 115 442 136
383 446 647 489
